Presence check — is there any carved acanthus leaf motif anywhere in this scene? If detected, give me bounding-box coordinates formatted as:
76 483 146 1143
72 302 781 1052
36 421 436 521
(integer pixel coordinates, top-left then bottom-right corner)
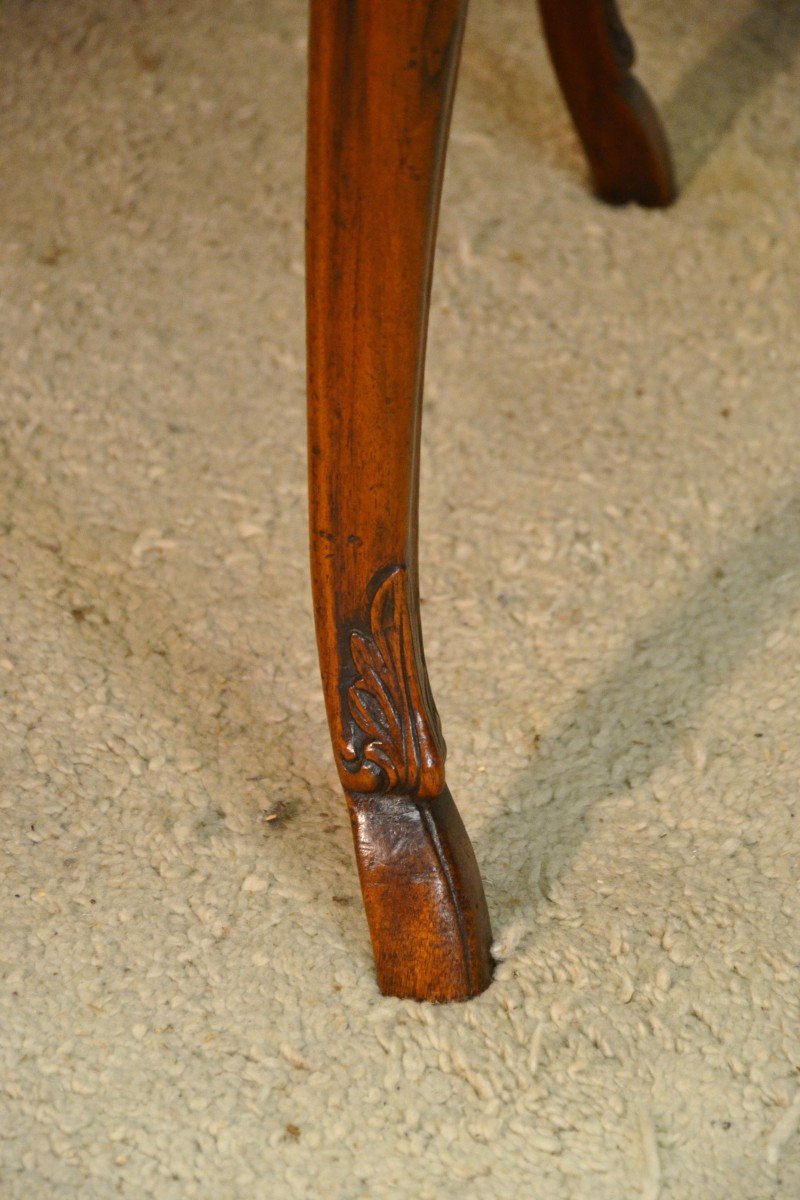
600 0 635 71
342 566 445 798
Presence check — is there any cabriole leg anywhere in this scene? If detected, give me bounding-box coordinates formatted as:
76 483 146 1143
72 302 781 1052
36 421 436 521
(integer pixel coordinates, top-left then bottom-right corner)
306 0 494 1002
538 0 675 206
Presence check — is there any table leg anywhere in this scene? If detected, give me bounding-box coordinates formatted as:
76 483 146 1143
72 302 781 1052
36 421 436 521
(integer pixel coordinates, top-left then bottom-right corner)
537 0 675 206
306 0 494 1002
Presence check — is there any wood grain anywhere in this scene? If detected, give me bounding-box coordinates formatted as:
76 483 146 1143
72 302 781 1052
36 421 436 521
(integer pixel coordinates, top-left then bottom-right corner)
306 0 494 1002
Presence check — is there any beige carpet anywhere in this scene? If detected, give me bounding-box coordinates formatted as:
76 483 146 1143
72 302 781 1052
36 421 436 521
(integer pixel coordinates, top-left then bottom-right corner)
2 1 799 1196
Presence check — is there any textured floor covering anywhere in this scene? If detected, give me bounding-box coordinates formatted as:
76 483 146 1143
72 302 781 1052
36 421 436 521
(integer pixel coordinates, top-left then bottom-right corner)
1 1 800 1196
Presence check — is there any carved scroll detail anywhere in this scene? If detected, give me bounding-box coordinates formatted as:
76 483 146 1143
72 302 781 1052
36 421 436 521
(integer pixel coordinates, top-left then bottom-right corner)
341 566 445 798
600 0 635 71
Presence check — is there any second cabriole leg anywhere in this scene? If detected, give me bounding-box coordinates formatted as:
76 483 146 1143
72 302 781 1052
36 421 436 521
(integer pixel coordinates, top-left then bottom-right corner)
306 0 494 1002
537 0 675 206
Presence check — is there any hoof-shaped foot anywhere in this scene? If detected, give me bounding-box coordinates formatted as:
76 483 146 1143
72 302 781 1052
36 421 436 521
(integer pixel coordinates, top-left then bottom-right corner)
347 787 494 1002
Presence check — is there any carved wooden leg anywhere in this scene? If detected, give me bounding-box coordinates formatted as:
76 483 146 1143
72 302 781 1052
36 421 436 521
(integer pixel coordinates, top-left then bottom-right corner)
306 0 494 1002
537 0 675 206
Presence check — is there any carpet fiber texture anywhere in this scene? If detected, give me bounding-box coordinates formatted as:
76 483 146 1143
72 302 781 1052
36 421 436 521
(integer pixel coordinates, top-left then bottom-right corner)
1 1 799 1196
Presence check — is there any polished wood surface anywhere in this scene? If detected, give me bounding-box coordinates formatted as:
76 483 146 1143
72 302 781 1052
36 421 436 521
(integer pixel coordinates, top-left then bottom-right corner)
307 0 494 1002
538 0 675 206
306 1 674 1001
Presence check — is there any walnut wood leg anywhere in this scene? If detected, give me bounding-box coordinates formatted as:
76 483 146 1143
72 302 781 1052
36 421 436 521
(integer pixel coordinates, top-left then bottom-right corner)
306 0 494 1002
537 0 675 206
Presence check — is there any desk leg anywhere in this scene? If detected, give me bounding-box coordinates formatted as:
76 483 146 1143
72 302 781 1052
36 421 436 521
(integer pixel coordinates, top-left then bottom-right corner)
538 0 675 206
306 0 494 1002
